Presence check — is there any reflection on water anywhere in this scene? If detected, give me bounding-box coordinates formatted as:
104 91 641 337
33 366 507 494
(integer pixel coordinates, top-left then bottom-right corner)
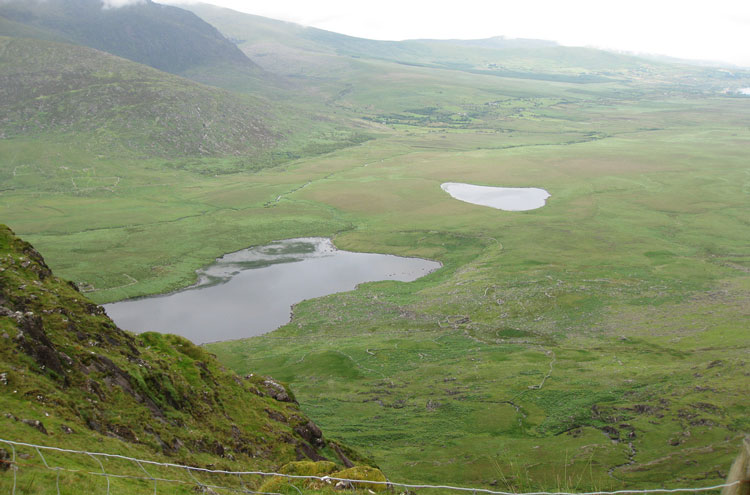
441 182 550 211
104 238 440 344
195 239 331 288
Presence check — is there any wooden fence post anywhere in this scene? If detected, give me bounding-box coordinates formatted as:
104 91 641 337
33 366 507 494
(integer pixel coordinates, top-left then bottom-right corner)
723 436 750 495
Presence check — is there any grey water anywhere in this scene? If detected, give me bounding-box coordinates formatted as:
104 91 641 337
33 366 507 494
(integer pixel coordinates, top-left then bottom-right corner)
104 238 440 344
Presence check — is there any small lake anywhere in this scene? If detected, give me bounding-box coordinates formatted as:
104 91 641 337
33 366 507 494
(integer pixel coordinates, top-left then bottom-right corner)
104 238 440 344
441 182 550 211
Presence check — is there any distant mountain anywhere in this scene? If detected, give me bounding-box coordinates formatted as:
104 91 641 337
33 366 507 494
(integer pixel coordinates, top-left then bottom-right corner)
0 36 275 157
0 0 261 77
425 36 559 50
178 3 750 90
177 3 642 83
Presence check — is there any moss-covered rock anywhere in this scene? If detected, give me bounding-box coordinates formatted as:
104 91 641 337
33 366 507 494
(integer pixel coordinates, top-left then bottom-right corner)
331 466 388 492
259 462 388 493
259 460 340 492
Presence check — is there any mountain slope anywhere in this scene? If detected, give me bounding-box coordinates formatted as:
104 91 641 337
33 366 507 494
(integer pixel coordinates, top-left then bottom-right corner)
0 224 377 491
0 36 276 157
0 0 260 77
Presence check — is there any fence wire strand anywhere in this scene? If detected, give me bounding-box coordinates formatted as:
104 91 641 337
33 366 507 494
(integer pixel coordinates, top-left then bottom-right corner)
0 437 741 495
10 442 17 495
135 459 157 495
88 452 110 495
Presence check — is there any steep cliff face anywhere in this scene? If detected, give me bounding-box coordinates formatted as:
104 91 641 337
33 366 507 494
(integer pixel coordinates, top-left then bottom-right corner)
0 224 368 473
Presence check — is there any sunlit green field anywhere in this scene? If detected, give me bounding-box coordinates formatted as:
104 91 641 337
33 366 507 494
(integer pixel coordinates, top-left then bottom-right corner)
2 53 749 492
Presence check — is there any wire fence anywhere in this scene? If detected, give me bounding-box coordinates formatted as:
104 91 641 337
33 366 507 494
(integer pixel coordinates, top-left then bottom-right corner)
0 437 742 495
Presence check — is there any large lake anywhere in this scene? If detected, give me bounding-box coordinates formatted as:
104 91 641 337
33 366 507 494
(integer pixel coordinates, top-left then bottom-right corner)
104 238 440 344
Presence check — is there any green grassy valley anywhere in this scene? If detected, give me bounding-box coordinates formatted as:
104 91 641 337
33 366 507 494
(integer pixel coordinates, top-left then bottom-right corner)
1 1 749 493
204 108 750 488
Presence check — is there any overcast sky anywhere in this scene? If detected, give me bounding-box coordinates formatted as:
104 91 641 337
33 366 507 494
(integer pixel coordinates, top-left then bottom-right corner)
159 0 750 67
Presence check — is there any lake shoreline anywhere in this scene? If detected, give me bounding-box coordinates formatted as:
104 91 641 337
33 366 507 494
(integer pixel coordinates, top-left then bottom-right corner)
104 237 441 344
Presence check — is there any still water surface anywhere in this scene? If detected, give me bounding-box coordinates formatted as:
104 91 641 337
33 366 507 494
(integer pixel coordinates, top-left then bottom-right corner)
104 238 440 343
441 182 550 211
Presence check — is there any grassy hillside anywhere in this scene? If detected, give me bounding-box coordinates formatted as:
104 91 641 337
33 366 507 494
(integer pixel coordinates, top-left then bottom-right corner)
0 224 381 493
0 36 276 158
0 35 374 169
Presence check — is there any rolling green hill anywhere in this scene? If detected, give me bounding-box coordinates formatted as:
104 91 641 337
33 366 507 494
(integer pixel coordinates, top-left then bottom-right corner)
0 35 373 172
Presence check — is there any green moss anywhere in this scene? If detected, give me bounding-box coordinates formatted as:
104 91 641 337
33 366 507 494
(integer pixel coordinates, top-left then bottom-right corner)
331 466 388 492
259 463 387 493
